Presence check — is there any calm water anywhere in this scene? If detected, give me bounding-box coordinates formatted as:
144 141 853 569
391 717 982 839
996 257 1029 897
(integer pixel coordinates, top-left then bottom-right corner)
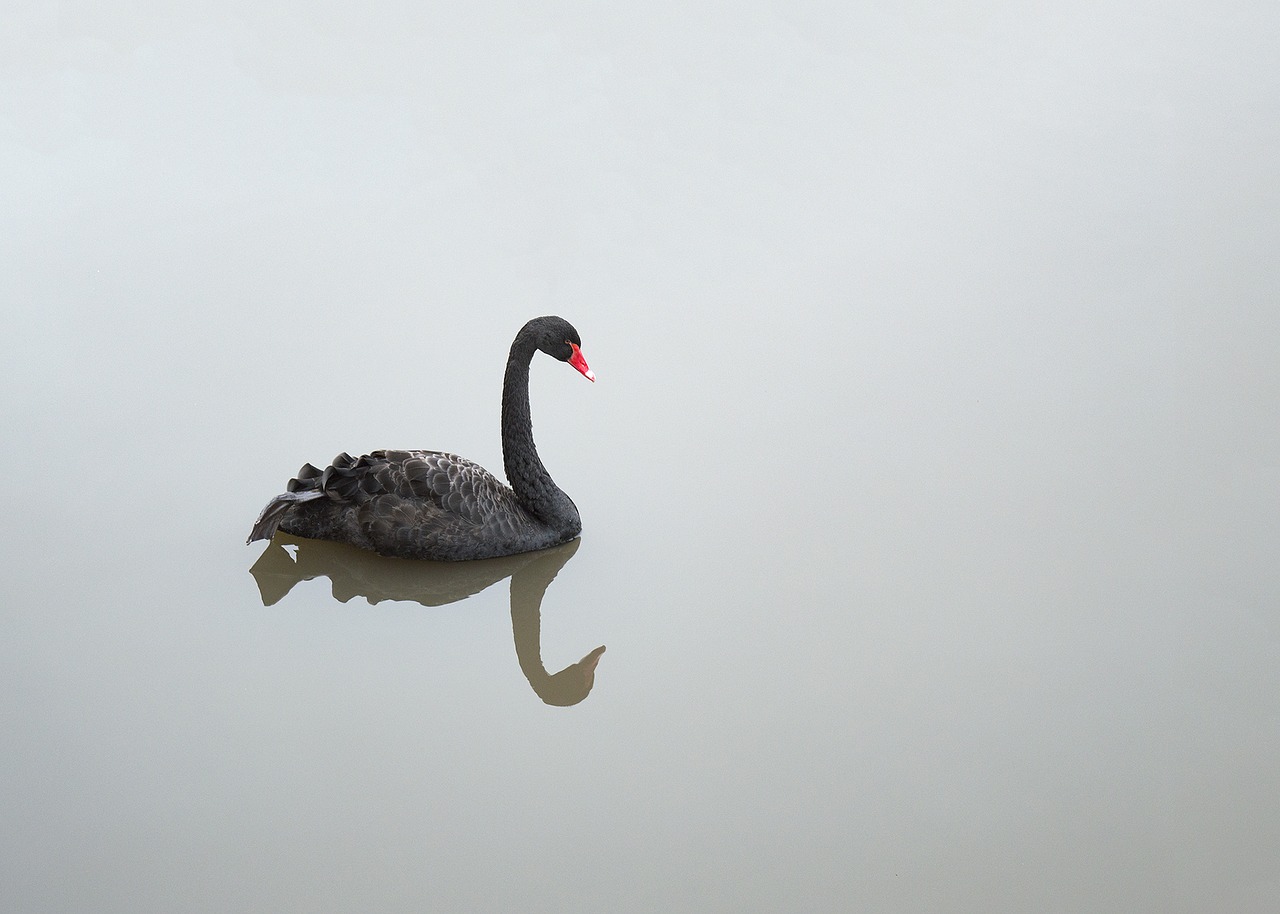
4 5 1279 912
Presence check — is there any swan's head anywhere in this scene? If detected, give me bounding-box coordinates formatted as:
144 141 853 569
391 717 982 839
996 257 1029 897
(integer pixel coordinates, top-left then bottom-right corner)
530 315 594 382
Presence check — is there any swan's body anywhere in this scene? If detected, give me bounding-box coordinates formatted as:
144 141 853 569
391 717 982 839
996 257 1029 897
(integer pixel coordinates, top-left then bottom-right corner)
247 316 593 561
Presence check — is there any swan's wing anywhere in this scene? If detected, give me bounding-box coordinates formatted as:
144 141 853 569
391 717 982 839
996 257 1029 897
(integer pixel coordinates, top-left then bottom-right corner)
367 449 520 526
294 449 521 528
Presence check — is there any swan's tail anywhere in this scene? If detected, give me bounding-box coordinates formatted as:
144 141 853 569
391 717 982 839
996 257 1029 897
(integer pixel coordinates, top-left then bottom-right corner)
247 489 325 544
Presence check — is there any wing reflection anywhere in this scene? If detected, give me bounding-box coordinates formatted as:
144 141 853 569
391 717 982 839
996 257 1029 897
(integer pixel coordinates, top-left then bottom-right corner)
249 535 604 706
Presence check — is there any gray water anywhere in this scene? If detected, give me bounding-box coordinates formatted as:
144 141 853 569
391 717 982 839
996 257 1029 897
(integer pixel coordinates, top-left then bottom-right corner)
4 5 1279 912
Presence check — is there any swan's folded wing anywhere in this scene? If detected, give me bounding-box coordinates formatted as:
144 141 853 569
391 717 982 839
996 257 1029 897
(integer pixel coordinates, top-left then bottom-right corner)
286 448 528 553
354 449 521 527
325 448 524 522
343 450 533 558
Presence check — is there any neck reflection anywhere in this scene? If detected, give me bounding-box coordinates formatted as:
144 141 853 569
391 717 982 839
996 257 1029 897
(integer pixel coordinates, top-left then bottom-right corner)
249 535 604 706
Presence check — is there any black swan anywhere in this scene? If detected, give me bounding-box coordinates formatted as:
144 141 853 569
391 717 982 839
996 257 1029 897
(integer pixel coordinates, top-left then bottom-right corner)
247 316 594 561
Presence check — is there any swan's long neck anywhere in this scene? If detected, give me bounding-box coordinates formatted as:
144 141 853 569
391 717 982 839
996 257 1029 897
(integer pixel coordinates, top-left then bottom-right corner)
501 336 579 531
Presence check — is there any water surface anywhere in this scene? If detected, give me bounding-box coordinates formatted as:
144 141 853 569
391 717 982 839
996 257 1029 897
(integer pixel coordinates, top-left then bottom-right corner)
3 5 1278 912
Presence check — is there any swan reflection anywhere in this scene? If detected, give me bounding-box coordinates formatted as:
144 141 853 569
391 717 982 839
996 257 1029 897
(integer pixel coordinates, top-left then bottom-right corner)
249 535 604 706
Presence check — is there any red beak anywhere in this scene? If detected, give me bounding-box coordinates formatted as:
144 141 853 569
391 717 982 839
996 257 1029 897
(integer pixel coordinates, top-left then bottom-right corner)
568 343 595 382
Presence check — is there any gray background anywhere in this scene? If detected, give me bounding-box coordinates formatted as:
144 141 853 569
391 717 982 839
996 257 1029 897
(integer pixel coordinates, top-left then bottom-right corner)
4 3 1278 912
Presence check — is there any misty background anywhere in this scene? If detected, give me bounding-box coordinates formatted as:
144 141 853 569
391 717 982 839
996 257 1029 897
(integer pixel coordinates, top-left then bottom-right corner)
3 4 1278 912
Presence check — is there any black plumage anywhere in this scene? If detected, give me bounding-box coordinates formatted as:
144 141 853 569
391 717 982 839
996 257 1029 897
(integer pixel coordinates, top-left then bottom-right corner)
247 316 593 561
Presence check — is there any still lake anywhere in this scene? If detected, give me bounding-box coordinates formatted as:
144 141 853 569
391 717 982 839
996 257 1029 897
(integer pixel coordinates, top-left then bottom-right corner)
4 5 1278 912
